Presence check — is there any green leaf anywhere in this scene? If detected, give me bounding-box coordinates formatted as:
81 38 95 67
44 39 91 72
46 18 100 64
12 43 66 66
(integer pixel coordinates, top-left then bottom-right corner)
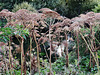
22 34 26 39
23 29 29 35
95 70 100 75
3 36 8 42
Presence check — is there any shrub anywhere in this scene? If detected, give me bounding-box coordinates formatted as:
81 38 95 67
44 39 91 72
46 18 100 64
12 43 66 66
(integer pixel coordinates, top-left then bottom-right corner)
0 0 32 11
31 0 68 17
12 2 37 13
92 3 100 13
67 0 98 18
31 0 98 18
0 3 4 10
81 0 98 12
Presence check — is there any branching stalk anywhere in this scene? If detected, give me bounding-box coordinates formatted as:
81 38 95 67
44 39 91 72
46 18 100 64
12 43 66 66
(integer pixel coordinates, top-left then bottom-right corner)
49 18 52 75
80 32 99 71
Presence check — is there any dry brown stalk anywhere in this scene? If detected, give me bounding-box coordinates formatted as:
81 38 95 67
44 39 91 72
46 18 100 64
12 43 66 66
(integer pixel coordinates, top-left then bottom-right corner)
76 31 80 68
33 32 40 75
65 32 69 67
30 36 32 75
9 36 12 75
49 25 52 75
80 32 99 71
21 37 24 75
89 53 91 68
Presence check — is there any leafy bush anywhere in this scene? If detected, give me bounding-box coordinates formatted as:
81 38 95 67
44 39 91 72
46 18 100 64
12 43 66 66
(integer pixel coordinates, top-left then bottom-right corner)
31 0 68 17
0 0 20 11
0 3 4 10
0 0 32 11
81 0 98 12
92 3 100 13
0 0 98 18
67 0 98 18
12 2 37 12
37 55 95 75
31 0 98 18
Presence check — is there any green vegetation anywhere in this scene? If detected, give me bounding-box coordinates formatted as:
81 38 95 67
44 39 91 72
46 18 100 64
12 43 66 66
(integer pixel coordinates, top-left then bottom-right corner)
12 2 37 12
92 3 100 13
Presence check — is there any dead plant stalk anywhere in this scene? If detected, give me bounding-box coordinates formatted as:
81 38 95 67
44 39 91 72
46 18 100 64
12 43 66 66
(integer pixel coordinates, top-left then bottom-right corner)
76 31 79 68
9 36 12 75
65 32 69 67
21 37 24 75
33 32 40 75
80 32 99 71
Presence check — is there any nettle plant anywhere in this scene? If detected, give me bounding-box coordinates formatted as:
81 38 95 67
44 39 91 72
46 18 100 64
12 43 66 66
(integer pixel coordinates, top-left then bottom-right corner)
0 8 100 75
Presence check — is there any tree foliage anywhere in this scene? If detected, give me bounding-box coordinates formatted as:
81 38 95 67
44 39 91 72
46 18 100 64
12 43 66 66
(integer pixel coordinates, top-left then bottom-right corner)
31 0 98 18
12 2 37 13
0 0 32 11
67 0 97 18
92 3 100 13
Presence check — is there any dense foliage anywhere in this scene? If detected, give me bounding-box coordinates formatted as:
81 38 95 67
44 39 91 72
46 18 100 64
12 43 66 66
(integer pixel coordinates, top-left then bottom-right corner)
31 0 98 18
12 2 37 12
0 0 32 11
0 0 99 18
67 0 97 18
92 3 100 13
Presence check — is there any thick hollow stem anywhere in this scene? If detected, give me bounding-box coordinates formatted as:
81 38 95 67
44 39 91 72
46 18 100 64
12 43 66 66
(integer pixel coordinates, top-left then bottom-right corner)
76 32 79 68
89 53 91 68
30 37 32 75
21 37 24 75
9 36 12 75
33 33 40 75
49 25 52 75
65 33 69 67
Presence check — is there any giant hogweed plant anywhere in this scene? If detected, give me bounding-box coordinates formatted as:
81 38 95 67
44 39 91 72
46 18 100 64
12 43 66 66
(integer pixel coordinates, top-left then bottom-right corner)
0 8 100 75
0 8 63 75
